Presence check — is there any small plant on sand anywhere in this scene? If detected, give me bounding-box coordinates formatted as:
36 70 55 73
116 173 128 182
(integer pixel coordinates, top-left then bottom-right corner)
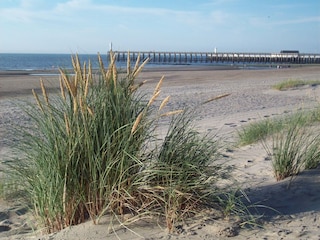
272 79 320 91
238 109 320 146
237 117 284 146
264 113 320 181
6 52 244 234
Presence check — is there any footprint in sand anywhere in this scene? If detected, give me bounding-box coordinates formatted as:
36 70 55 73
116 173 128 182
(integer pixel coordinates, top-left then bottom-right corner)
0 224 11 232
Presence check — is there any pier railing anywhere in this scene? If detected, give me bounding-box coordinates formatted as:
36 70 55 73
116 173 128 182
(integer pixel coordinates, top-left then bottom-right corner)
110 51 320 64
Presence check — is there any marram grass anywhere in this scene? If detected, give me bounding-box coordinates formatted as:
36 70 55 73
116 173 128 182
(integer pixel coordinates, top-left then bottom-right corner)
6 52 248 234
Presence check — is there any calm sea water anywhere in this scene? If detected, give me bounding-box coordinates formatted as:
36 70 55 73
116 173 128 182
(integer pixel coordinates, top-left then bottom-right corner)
0 53 112 71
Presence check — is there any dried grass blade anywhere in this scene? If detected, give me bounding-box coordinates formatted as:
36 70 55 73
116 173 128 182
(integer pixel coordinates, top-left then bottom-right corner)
160 109 184 117
127 51 131 75
87 60 93 84
112 63 117 87
132 57 149 78
130 80 148 92
159 96 170 111
154 76 164 95
40 78 49 105
32 89 44 112
64 113 70 136
84 76 89 98
60 69 77 98
202 93 231 105
147 90 161 107
106 53 116 82
87 106 94 116
82 61 86 82
98 53 106 77
59 77 66 101
133 53 141 73
131 111 144 134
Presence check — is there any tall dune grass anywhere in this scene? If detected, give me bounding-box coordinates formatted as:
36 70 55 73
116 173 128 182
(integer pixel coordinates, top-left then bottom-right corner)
6 52 242 234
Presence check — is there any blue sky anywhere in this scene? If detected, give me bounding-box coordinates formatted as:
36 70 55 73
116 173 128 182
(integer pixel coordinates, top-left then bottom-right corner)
1 0 319 53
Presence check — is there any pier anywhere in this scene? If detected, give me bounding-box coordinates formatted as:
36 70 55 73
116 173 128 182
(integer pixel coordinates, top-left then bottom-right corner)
110 51 320 65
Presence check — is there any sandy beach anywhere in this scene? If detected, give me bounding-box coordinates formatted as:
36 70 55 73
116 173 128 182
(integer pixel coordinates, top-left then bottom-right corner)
1 65 320 239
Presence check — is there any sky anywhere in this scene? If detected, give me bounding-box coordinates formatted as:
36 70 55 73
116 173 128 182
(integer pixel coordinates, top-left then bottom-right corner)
1 0 320 54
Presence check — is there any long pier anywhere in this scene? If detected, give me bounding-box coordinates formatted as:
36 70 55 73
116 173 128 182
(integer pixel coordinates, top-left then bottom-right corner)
111 51 320 64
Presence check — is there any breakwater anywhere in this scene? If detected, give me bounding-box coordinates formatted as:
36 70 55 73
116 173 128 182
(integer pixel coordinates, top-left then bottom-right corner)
111 51 320 64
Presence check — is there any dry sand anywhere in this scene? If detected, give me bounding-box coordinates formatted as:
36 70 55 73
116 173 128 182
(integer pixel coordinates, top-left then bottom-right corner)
1 65 320 239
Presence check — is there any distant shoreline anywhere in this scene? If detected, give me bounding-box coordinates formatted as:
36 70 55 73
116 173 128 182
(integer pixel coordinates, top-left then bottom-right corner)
0 63 316 77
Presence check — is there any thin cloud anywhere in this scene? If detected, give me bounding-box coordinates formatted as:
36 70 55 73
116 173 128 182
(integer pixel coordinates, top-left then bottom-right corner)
274 16 320 25
54 0 197 18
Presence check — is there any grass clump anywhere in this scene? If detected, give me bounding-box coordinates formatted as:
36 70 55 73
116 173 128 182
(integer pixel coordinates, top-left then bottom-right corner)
265 113 320 181
7 53 152 232
238 109 320 146
238 110 320 181
237 118 284 146
272 79 320 91
5 52 240 234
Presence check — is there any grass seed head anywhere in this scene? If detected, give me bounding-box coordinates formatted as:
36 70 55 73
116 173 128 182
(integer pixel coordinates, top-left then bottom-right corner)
160 109 184 117
40 78 49 105
131 111 144 134
147 90 161 107
159 96 171 111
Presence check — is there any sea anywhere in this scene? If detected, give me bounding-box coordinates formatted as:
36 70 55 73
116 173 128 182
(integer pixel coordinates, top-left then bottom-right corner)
0 53 268 72
0 53 111 71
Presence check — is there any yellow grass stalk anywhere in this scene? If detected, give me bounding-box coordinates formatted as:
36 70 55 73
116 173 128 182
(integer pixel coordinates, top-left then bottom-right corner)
147 90 161 107
132 57 149 78
201 93 231 105
105 53 116 84
71 55 82 82
74 55 81 73
133 53 141 74
73 74 78 97
87 60 93 84
82 61 86 82
59 77 66 101
153 76 164 95
71 55 76 69
73 99 78 114
84 76 89 98
131 111 144 134
129 80 148 93
97 53 106 78
32 89 44 112
112 63 117 87
40 79 49 105
59 69 77 99
160 109 184 117
79 95 86 115
159 96 171 111
64 113 70 136
87 106 94 116
59 70 72 93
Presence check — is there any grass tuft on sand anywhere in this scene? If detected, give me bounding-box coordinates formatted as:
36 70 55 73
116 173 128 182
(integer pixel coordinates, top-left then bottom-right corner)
238 108 320 181
272 79 320 91
4 52 250 235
